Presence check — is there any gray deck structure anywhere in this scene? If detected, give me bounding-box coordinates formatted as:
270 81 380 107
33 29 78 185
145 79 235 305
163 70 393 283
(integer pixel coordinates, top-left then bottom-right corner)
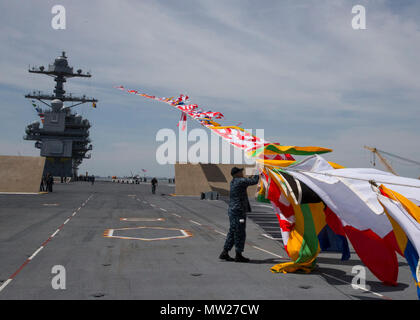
0 182 415 300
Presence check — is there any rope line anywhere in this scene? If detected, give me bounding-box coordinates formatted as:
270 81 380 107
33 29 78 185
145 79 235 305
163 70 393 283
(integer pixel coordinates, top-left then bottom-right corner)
277 167 420 189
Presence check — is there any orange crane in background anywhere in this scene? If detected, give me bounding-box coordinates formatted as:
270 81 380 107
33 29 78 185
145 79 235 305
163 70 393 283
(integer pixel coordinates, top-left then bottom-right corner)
364 146 398 175
364 146 420 178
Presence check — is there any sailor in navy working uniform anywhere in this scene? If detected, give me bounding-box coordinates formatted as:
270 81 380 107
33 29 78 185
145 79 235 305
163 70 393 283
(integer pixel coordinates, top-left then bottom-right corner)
219 167 260 263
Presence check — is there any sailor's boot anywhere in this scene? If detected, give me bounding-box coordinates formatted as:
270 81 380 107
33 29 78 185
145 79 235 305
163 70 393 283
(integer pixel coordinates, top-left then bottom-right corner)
235 252 250 263
219 250 234 261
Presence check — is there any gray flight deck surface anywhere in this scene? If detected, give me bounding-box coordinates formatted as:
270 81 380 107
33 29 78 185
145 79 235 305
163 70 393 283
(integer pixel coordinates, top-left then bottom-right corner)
0 181 416 300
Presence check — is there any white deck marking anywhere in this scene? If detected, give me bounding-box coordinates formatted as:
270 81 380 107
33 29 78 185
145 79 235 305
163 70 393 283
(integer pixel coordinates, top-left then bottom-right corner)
189 220 202 226
104 227 191 241
0 279 13 293
261 233 282 240
319 272 390 300
251 245 284 259
181 230 190 237
28 246 44 260
0 194 94 295
120 218 164 222
51 229 60 238
160 208 167 212
214 230 227 236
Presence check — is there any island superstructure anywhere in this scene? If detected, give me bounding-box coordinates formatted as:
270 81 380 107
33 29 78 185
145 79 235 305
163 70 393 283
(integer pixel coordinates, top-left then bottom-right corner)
24 52 97 178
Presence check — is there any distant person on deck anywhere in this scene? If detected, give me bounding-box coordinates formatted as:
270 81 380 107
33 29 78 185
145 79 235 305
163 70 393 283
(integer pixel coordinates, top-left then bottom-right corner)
151 177 158 194
91 175 95 185
219 167 259 263
46 173 54 192
40 175 46 192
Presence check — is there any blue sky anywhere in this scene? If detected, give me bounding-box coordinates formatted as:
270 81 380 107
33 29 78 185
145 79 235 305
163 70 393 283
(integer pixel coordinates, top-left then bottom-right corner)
0 0 419 178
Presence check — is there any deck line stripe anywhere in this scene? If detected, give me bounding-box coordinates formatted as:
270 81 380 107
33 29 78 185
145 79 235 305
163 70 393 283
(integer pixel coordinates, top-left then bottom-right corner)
41 237 52 247
28 246 44 260
51 229 60 238
0 194 93 294
0 279 13 293
319 272 390 300
9 260 30 279
251 245 284 259
261 233 282 241
214 230 227 236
